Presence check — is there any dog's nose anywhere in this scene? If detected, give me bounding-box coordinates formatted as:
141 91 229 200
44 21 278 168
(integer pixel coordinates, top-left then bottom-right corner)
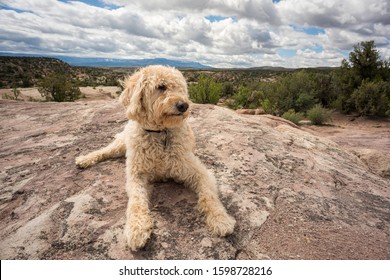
176 101 189 113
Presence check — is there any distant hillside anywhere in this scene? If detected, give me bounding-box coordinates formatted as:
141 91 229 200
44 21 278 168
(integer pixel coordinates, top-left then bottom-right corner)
0 53 212 69
0 56 74 88
59 56 213 69
0 56 131 88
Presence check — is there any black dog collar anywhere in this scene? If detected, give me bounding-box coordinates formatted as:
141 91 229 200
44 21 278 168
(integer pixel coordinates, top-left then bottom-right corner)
144 129 165 133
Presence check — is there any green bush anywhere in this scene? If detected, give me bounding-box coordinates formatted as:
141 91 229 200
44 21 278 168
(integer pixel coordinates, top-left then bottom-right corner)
295 92 317 112
273 71 320 112
351 79 390 116
281 109 304 125
39 73 81 102
260 98 278 115
307 104 332 125
228 86 250 109
228 86 263 109
188 74 221 104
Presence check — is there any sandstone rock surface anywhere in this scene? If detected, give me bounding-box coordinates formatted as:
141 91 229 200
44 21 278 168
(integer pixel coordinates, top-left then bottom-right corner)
0 99 389 259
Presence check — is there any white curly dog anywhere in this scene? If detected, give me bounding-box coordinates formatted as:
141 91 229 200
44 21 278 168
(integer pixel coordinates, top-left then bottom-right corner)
75 65 235 251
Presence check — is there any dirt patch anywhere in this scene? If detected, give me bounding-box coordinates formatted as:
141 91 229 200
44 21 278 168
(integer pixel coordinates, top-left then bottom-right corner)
303 112 390 152
302 113 390 179
79 86 121 101
0 86 121 102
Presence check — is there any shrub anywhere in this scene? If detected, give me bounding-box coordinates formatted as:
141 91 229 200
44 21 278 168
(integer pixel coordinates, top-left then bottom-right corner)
295 92 317 112
351 79 390 116
188 74 221 104
4 86 21 100
260 98 278 115
281 109 304 125
221 82 234 96
229 86 249 109
264 70 322 113
39 73 81 102
307 104 332 125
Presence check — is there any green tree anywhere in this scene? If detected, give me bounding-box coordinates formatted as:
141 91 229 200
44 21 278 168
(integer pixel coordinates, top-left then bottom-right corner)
331 40 390 115
348 41 381 81
331 60 361 113
39 73 81 102
314 73 334 107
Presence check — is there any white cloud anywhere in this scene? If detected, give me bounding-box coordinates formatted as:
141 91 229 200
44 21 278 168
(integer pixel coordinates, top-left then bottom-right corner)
0 0 389 67
276 0 390 51
276 0 389 28
104 0 281 24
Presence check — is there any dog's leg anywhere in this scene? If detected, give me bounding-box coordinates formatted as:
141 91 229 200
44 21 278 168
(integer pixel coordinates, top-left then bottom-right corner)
178 155 236 236
75 132 126 168
124 176 154 251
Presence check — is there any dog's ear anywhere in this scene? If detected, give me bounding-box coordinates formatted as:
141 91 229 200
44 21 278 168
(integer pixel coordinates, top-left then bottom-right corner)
119 71 145 118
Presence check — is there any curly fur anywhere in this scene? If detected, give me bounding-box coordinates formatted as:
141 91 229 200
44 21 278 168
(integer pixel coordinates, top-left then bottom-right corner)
75 65 235 251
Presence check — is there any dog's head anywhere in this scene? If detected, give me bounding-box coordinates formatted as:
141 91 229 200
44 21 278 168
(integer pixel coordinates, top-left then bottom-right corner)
119 65 190 129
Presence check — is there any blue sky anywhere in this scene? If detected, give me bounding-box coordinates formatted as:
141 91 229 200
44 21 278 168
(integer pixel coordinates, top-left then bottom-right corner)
291 25 325 36
0 0 389 68
205 15 237 23
58 0 121 9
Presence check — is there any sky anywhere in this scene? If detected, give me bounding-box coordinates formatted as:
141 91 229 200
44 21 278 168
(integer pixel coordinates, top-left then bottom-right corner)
0 0 389 68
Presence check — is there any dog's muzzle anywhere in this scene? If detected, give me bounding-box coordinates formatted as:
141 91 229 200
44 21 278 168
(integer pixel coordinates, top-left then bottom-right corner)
176 101 189 113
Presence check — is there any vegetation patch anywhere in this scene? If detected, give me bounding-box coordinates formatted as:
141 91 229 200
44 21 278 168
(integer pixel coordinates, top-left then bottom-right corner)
307 104 333 125
1 40 389 114
281 109 305 125
39 73 82 102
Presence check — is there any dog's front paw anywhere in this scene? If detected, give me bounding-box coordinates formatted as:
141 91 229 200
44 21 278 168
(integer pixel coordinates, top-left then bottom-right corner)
75 155 94 169
206 212 236 237
124 217 153 251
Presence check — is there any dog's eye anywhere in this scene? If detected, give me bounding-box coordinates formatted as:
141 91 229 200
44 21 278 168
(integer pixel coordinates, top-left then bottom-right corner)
157 84 167 92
